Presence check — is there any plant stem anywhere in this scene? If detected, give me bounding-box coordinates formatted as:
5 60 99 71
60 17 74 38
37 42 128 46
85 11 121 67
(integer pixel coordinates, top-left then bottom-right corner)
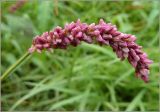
1 52 31 81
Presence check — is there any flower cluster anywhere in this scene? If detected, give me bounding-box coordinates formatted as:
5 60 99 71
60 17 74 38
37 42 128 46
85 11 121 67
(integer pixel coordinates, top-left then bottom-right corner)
29 19 153 82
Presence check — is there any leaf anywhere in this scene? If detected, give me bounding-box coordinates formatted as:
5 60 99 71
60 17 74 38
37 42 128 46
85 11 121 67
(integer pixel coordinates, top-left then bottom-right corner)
125 89 146 111
114 69 134 85
81 43 116 59
5 14 38 35
37 1 53 32
49 94 86 110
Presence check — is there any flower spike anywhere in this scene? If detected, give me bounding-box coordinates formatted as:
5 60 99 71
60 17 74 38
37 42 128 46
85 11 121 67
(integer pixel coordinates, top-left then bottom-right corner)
29 19 153 82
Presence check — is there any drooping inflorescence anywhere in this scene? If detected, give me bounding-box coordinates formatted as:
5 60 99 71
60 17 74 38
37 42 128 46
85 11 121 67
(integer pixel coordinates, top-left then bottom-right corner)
29 19 153 82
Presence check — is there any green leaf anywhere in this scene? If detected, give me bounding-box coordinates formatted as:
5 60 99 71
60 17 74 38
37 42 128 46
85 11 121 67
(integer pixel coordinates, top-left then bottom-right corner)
37 1 53 32
125 89 146 111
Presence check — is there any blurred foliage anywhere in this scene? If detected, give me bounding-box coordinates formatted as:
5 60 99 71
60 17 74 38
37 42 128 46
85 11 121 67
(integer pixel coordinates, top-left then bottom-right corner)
1 0 159 111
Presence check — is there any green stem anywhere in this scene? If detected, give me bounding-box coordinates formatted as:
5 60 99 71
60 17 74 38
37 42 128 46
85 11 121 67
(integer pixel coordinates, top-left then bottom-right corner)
1 52 31 81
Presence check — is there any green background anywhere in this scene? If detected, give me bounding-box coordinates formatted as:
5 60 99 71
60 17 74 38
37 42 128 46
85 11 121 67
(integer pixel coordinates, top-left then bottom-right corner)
1 0 159 111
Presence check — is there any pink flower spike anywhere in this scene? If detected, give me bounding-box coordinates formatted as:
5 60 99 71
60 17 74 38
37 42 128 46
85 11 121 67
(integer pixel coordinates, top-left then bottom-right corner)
29 19 153 83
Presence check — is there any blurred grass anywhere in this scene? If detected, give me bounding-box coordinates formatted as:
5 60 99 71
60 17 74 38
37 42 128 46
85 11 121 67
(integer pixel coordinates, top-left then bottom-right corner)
1 0 159 111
